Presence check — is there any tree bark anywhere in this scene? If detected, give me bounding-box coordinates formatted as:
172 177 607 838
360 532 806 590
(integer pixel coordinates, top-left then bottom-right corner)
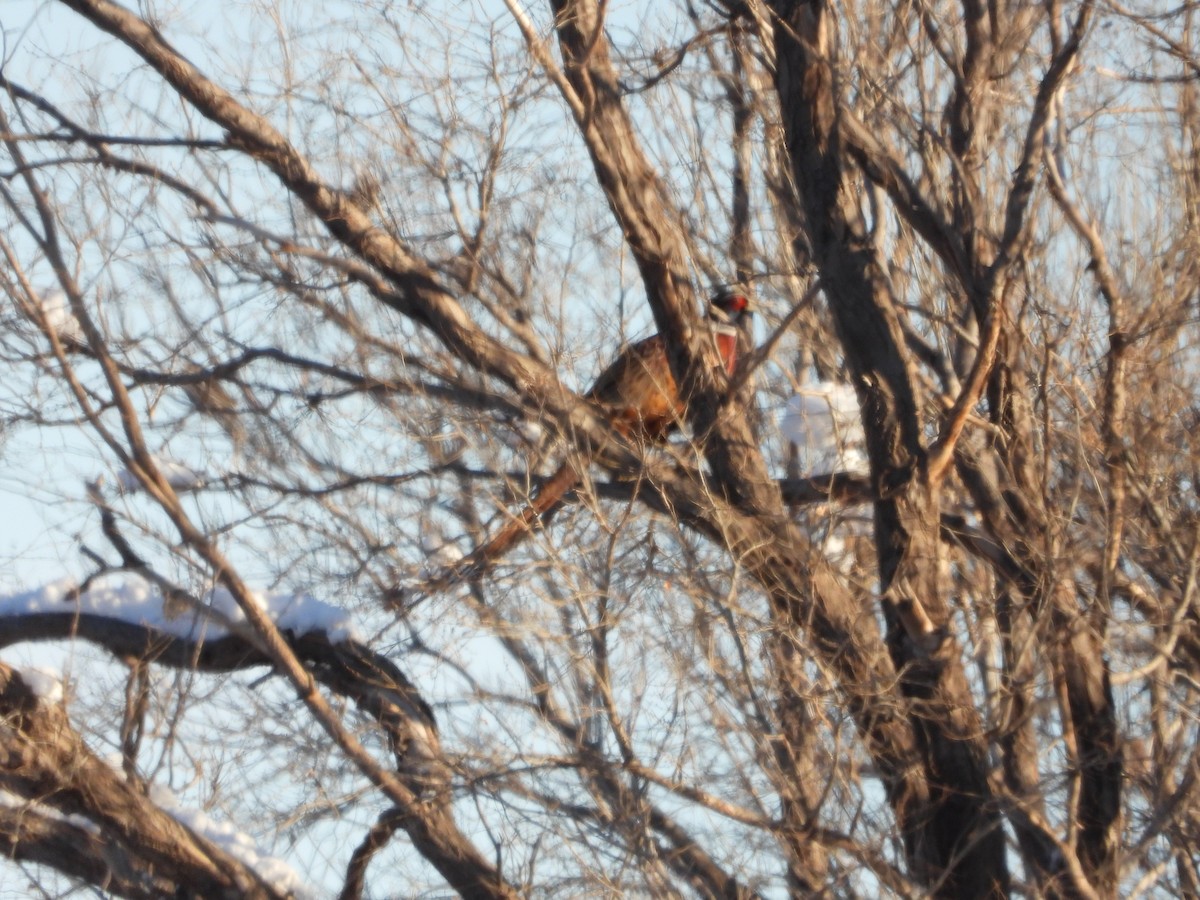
767 2 1009 895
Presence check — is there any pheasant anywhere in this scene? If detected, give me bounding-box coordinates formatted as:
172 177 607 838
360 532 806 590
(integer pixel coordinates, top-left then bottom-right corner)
425 289 754 592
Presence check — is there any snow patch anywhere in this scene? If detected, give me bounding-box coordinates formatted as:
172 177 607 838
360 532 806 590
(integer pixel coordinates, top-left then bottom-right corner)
150 785 314 900
0 574 359 644
116 456 207 494
0 789 99 835
18 667 63 704
35 289 85 346
421 534 463 565
419 531 464 579
780 383 867 474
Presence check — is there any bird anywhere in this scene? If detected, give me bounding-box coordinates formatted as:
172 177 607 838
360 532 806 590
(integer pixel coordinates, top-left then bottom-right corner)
424 288 755 592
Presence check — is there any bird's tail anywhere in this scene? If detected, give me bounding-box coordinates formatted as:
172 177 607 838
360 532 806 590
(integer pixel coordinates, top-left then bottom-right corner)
423 461 580 594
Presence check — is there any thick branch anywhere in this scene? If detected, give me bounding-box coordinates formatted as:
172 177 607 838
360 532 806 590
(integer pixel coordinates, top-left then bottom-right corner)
767 1 1007 894
0 664 289 898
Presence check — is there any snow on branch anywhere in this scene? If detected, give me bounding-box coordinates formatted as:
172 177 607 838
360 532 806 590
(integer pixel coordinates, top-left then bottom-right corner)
0 576 441 787
114 456 208 494
30 288 85 348
150 784 312 900
13 667 64 704
0 662 298 899
0 574 359 644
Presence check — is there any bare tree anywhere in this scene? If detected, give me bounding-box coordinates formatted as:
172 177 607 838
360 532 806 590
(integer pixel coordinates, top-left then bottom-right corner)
0 0 1197 896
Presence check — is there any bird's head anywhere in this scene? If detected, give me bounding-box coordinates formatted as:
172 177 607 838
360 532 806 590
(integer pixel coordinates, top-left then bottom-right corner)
707 287 754 325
